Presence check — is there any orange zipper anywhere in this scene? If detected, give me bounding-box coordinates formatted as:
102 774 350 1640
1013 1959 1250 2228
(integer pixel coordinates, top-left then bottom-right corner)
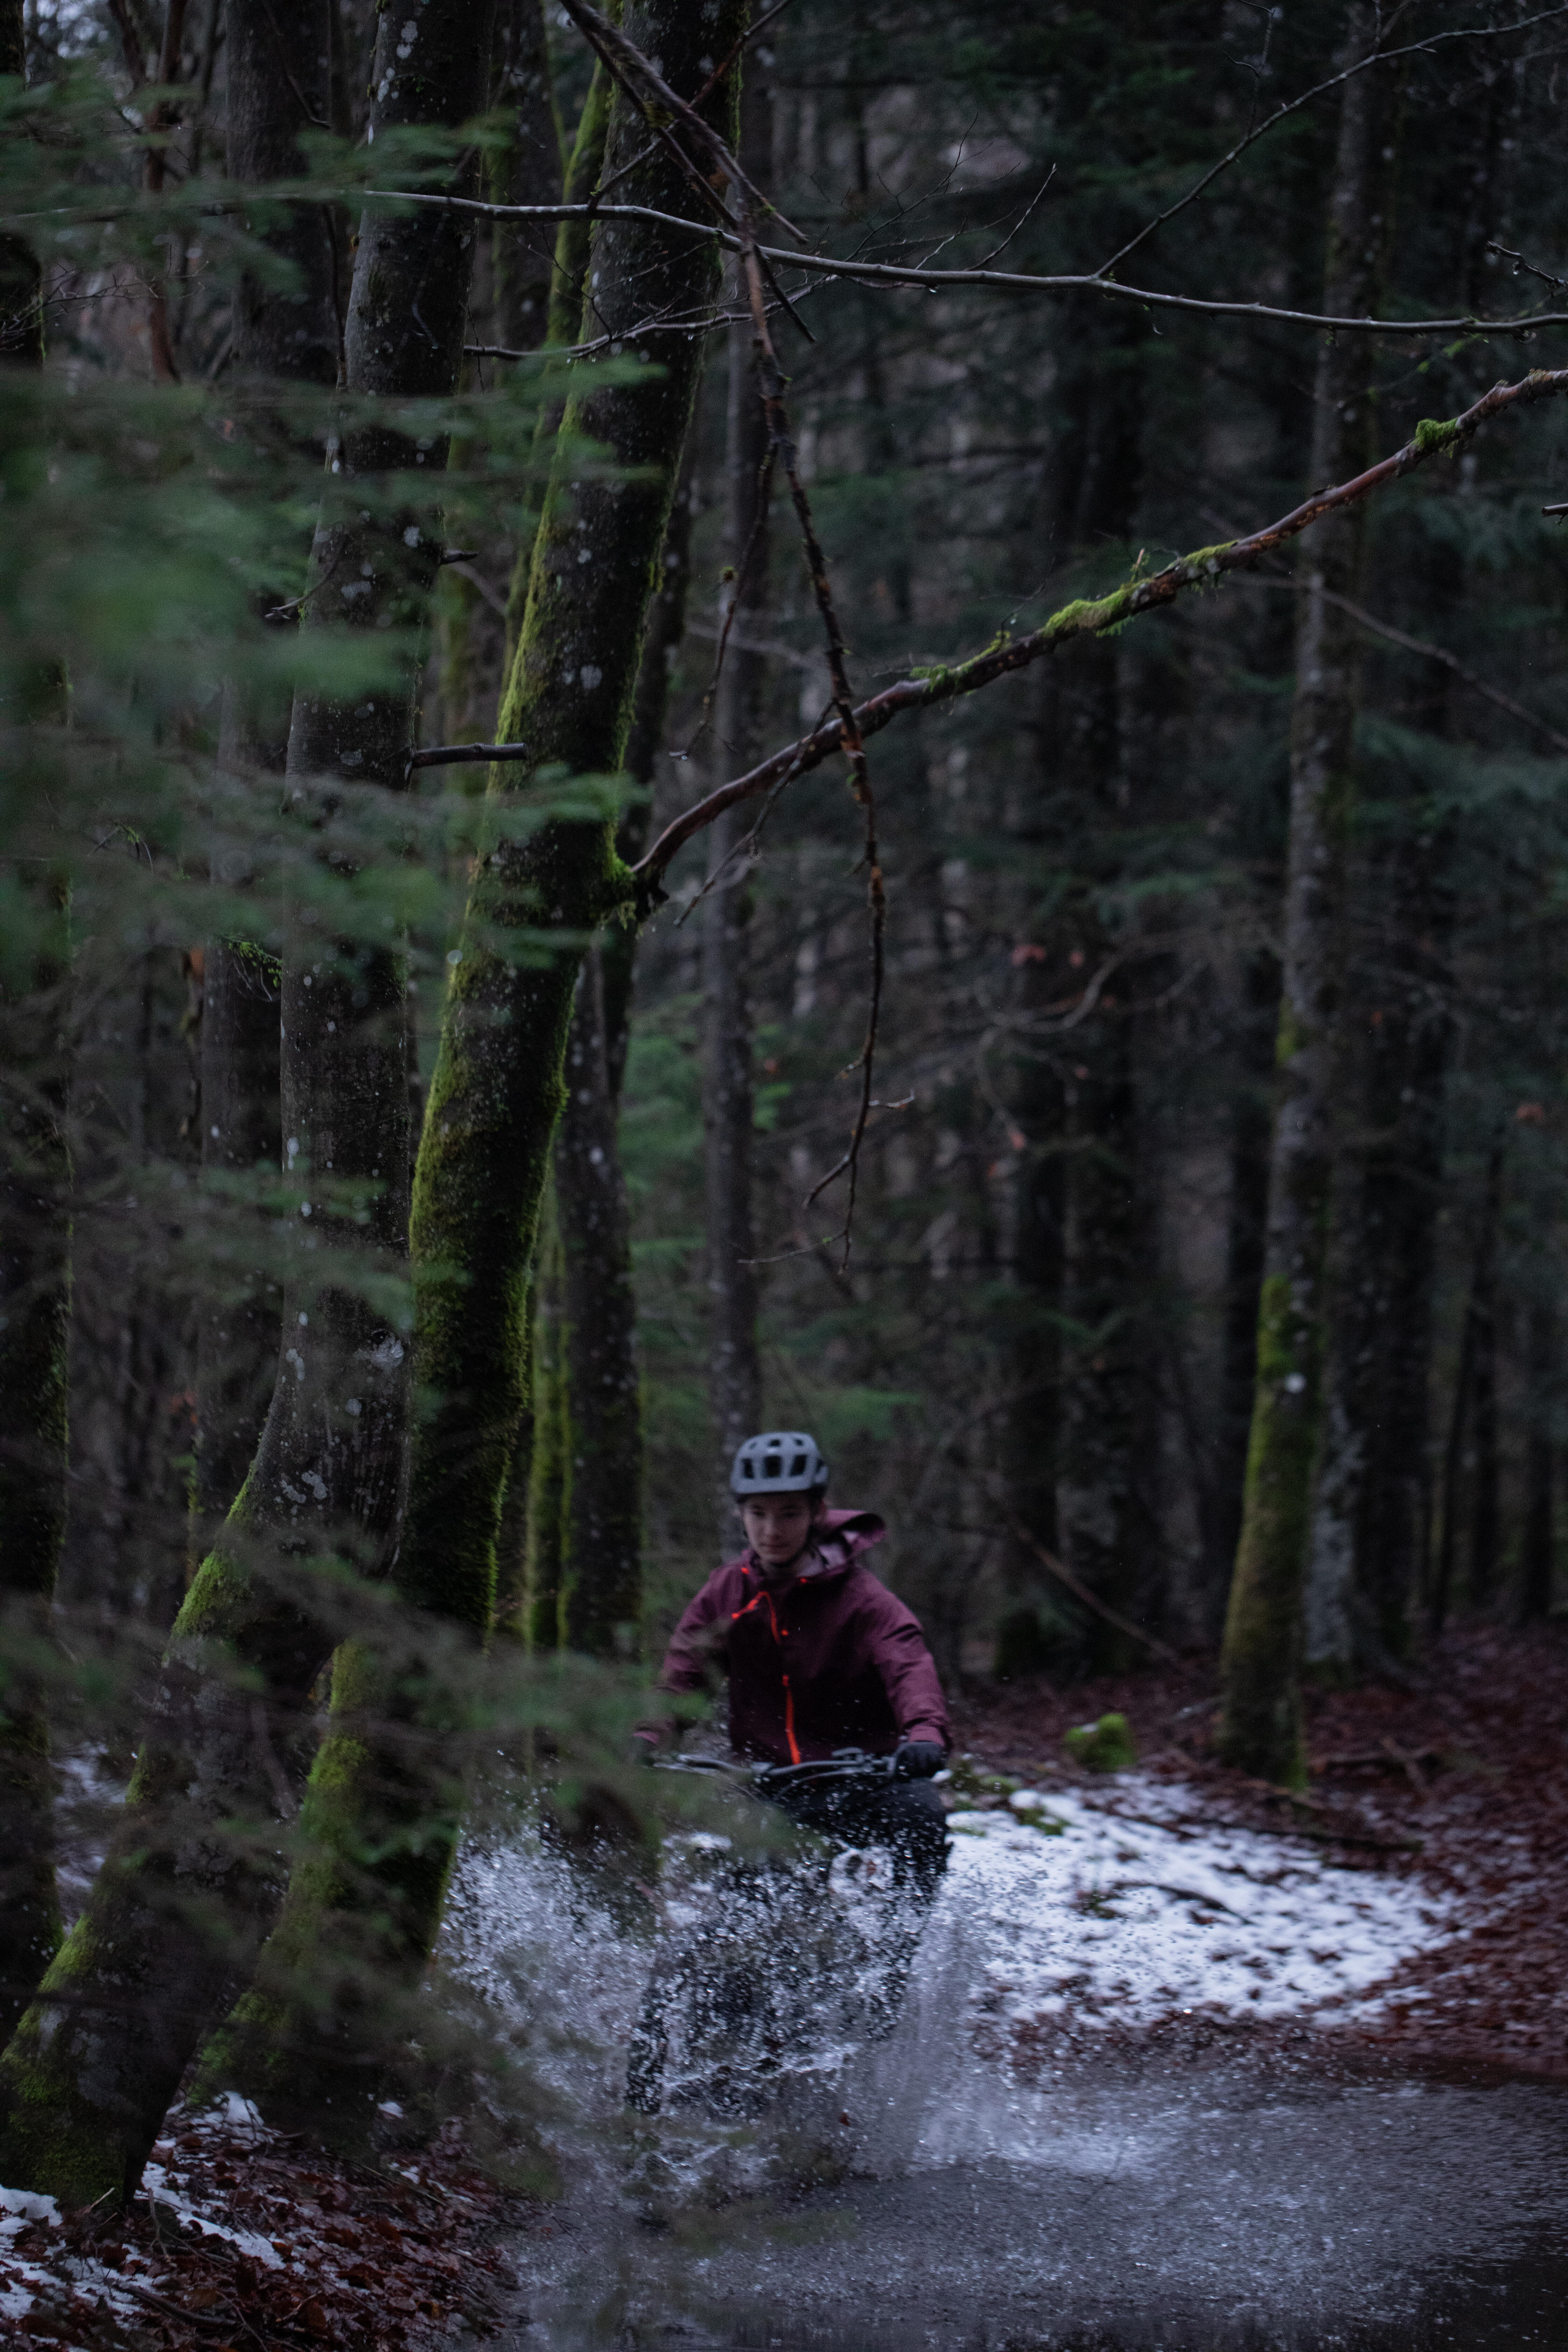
732 1577 799 1762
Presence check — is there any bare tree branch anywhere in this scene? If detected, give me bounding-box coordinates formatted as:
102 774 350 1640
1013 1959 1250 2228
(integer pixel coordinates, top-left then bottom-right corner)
375 190 1568 338
1099 4 1568 280
1236 579 1568 754
635 363 1568 886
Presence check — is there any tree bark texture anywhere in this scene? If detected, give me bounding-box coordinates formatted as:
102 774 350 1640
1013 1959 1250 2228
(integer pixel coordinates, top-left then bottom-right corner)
1218 2 1394 1781
490 0 561 353
226 0 341 388
995 970 1065 1676
1206 953 1278 1631
1521 1296 1556 1620
0 0 42 362
516 461 694 1642
0 0 493 2206
191 944 283 1570
1468 1145 1502 1605
0 902 70 2045
607 451 696 1086
196 0 343 1573
523 1205 566 1645
1031 302 1154 1677
554 945 642 1654
0 2 67 2035
1305 856 1447 1675
702 216 773 1508
501 56 613 665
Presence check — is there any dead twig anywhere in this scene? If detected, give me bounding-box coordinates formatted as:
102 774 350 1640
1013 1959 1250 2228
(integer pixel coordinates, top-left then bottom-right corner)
404 741 534 778
1103 6 1568 279
1002 1517 1183 1666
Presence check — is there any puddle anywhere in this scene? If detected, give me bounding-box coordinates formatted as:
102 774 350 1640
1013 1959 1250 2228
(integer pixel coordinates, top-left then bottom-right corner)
442 1785 1568 2351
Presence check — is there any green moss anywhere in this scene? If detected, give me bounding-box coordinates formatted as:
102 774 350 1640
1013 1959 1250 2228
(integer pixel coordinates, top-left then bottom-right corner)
1180 539 1234 577
1413 415 1460 457
1063 1712 1138 1772
1274 997 1305 1068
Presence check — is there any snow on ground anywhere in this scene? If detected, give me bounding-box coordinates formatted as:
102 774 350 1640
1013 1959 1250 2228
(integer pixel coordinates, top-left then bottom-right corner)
944 1775 1455 2037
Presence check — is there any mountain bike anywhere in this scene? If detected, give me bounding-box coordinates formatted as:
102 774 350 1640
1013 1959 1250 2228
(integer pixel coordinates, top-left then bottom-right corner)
624 1750 947 2117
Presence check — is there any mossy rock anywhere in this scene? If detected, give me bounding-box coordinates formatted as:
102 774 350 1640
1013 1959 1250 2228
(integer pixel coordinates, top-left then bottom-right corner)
1063 1712 1137 1772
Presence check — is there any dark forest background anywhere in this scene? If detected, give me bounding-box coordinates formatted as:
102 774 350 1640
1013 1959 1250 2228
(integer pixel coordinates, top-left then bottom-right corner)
41 0 1568 1677
4 0 1568 2201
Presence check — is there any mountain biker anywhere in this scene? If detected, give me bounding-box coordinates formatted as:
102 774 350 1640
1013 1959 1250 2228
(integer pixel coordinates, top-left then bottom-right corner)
645 1431 951 1895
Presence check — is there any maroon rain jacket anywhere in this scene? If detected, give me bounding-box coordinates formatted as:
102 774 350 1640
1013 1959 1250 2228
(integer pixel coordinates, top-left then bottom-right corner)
657 1508 950 1765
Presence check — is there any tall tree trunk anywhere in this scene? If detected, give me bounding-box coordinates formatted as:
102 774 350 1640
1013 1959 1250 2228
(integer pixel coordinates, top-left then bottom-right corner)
0 0 69 2038
1353 956 1447 1661
191 945 283 1570
501 56 614 667
227 0 341 388
196 0 338 1572
0 0 493 2206
406 0 740 1639
1521 1296 1555 1621
0 887 70 2047
436 0 561 747
1032 302 1153 1677
1218 2 1393 1780
506 472 693 1644
996 969 1065 1674
207 0 743 2114
1469 1143 1502 1605
491 0 561 353
1206 952 1278 1630
702 113 773 1510
555 945 642 1653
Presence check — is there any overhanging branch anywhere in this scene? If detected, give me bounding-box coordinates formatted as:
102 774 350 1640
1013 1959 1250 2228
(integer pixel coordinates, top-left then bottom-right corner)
635 365 1568 890
372 190 1568 341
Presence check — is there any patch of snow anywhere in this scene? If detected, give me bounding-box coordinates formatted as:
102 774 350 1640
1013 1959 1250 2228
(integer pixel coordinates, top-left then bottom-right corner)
943 1775 1454 2031
141 2161 282 2267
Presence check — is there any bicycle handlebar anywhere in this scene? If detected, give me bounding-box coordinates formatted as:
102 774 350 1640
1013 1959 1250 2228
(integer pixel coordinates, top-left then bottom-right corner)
653 1747 900 1795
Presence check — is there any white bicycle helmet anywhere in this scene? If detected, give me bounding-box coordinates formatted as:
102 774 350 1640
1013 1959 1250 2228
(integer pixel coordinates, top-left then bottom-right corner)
729 1430 830 1497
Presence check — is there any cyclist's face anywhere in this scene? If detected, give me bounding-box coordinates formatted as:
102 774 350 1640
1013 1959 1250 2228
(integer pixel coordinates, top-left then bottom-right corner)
741 1493 819 1570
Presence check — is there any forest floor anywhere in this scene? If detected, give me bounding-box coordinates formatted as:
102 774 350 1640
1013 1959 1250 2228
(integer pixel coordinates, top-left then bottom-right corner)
4 1623 1561 2352
951 1617 1568 2081
0 2103 531 2352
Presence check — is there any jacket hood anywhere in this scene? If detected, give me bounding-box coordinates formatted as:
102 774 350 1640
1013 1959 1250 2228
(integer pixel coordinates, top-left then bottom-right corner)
732 1505 886 1585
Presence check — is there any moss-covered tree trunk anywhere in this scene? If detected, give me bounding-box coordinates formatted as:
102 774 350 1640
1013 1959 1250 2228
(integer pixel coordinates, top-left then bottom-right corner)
200 0 742 2121
0 0 493 2207
1218 1 1394 1780
407 0 742 1645
522 462 694 1643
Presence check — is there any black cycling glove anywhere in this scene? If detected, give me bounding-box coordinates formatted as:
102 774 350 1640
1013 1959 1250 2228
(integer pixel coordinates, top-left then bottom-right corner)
893 1740 947 1780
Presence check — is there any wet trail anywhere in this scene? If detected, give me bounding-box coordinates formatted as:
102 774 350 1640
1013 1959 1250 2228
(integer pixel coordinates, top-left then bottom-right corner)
448 1780 1568 2352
